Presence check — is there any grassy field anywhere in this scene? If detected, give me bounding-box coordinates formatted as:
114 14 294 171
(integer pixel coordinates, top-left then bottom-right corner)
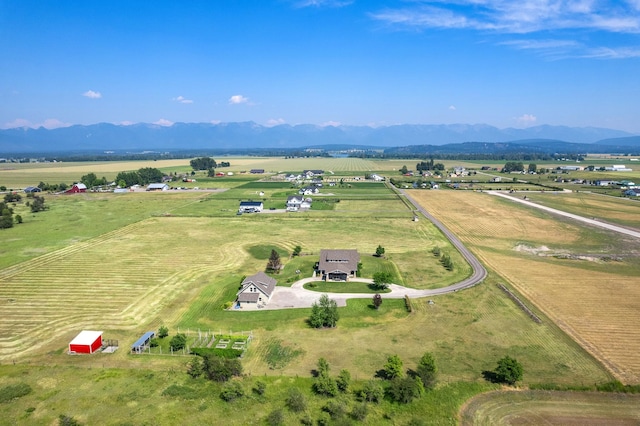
1 158 637 424
460 390 640 425
409 189 640 384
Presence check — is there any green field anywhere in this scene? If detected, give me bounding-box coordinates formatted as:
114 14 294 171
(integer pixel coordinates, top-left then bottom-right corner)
0 157 637 425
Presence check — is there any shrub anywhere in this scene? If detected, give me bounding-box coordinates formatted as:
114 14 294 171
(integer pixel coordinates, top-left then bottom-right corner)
266 409 285 426
253 381 266 396
220 381 244 402
285 388 307 412
359 380 384 403
0 383 32 403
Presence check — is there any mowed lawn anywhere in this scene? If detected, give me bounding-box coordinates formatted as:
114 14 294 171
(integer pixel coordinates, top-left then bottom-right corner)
409 189 640 384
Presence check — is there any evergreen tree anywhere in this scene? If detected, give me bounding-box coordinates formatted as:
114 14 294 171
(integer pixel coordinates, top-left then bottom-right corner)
266 249 282 273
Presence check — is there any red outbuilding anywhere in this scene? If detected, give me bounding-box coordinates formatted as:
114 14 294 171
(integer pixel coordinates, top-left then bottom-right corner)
69 330 103 354
65 183 87 194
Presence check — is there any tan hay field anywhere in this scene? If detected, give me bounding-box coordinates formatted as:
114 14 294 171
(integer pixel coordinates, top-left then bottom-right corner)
527 191 640 229
409 189 640 383
460 390 640 425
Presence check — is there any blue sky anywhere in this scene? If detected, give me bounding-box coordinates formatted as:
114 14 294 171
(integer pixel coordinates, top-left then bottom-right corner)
1 0 639 132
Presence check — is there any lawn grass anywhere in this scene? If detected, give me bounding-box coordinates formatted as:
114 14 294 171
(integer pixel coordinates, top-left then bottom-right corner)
303 281 391 293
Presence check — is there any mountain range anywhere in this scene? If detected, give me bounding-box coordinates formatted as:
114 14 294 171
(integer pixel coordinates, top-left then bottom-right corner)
0 122 639 154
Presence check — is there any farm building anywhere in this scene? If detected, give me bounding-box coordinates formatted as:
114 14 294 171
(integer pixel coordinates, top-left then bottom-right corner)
236 271 277 309
65 183 87 194
23 186 42 193
250 169 265 174
131 331 156 353
147 183 169 191
317 249 360 281
238 201 263 213
303 169 324 177
624 188 640 197
69 330 103 354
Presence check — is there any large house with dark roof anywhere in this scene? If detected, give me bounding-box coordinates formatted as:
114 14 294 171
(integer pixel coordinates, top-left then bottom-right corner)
317 249 360 281
235 271 277 309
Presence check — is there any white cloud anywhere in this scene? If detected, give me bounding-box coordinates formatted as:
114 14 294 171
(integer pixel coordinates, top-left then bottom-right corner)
41 118 71 129
119 121 136 126
3 118 32 128
294 0 353 8
2 118 71 129
228 95 249 105
173 95 193 104
515 114 537 126
370 1 640 34
321 121 341 127
153 118 174 127
82 90 102 99
449 105 457 110
266 118 286 127
210 120 222 125
583 46 640 58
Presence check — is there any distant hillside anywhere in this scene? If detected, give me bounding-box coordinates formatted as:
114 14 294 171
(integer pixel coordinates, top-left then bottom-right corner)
0 122 636 154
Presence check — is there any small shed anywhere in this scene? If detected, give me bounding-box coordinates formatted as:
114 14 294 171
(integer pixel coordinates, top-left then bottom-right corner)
131 331 156 353
69 330 103 354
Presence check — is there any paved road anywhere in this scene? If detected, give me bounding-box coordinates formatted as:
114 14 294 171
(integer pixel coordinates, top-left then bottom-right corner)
263 188 488 310
488 191 640 239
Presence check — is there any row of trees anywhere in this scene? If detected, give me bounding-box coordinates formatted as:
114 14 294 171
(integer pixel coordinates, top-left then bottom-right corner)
502 162 539 173
190 157 231 171
115 167 164 187
416 159 446 172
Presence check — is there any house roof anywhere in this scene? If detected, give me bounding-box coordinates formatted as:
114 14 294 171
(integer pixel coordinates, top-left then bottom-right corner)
147 183 168 189
74 183 87 190
318 249 360 274
237 271 277 299
24 186 41 192
239 201 263 207
69 330 103 345
287 195 303 202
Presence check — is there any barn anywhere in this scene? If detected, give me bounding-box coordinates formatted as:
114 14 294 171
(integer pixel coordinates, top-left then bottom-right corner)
69 330 103 354
65 183 87 194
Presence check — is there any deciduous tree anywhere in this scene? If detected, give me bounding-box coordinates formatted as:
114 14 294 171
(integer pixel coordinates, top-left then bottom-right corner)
416 352 437 389
383 354 404 379
495 356 523 385
372 271 392 290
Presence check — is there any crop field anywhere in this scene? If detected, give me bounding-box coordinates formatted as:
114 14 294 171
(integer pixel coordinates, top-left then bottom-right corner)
461 390 640 425
524 191 640 229
409 189 640 384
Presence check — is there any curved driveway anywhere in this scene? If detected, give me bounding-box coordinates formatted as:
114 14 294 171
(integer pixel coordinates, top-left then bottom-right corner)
264 188 487 310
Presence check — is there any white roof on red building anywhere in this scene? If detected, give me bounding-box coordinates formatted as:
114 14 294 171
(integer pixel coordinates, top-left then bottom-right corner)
69 330 103 345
